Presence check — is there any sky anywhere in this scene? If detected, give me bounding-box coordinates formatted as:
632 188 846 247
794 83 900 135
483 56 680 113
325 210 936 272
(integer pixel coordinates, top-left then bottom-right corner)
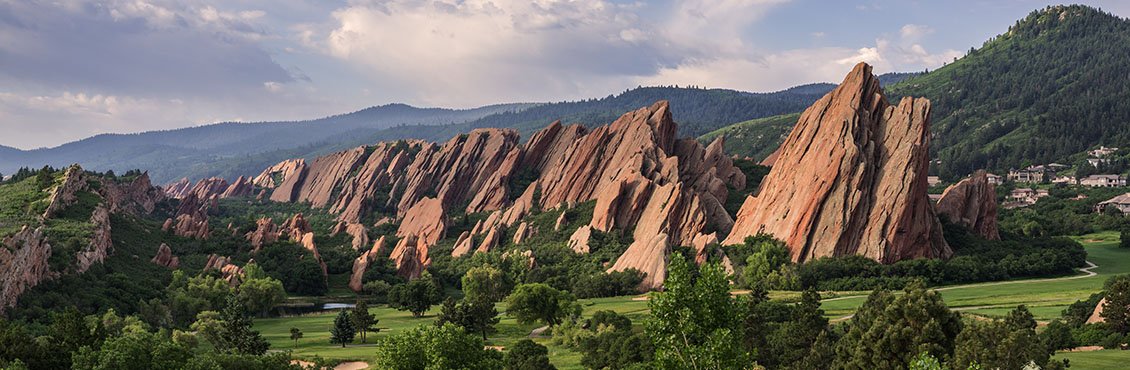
1 0 1128 149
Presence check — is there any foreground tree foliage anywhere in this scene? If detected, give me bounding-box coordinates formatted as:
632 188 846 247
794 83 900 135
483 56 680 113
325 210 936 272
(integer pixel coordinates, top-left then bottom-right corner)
372 323 503 370
436 297 500 340
647 254 750 369
833 281 963 370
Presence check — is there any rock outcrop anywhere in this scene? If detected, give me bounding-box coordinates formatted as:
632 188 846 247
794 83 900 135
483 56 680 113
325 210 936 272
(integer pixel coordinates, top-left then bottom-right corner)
256 101 746 288
569 226 593 254
99 172 165 215
451 231 474 257
935 170 1000 240
349 236 387 292
0 227 56 313
74 204 113 273
204 254 244 286
151 243 180 269
722 63 952 264
389 234 430 279
245 218 280 251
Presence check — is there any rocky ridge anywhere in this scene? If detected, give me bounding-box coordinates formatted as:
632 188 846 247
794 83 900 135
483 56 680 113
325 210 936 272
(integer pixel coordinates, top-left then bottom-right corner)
935 170 1000 240
722 63 952 264
254 101 745 289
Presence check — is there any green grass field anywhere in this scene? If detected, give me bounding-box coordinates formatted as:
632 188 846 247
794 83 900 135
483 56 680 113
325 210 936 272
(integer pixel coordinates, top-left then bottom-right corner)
255 231 1130 369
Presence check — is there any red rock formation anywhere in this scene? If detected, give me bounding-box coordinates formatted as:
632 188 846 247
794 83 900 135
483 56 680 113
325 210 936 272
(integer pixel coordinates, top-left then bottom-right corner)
349 236 387 292
554 212 568 232
935 170 1000 240
221 176 255 198
75 204 113 273
512 222 535 245
0 226 56 313
165 178 193 199
99 172 165 215
245 218 279 251
254 159 305 188
396 197 446 246
451 231 474 257
256 100 746 287
569 226 592 254
389 234 430 279
204 254 244 286
476 225 502 254
151 243 180 269
280 213 312 241
722 63 951 264
1088 298 1107 324
299 232 329 279
341 223 370 250
42 165 89 219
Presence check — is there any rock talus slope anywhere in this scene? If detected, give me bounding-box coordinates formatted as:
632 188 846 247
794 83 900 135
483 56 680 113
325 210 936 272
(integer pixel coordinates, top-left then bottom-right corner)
722 62 951 263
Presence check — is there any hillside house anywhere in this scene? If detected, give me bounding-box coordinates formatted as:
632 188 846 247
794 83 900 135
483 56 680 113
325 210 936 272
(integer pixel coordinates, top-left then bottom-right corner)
1052 176 1077 185
1008 168 1044 183
1080 174 1127 187
1004 188 1049 208
1089 146 1119 158
1097 193 1130 214
986 173 1003 185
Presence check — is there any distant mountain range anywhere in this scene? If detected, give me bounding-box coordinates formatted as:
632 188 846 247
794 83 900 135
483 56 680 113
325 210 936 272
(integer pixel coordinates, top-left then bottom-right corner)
0 65 920 184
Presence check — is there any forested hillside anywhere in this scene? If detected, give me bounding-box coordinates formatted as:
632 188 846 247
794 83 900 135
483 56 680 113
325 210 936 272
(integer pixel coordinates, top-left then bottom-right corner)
889 5 1130 179
704 5 1130 179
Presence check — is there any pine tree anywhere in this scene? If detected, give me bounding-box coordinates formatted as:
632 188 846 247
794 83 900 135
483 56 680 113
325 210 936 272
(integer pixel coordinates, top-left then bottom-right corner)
289 327 303 348
330 310 356 348
217 295 269 355
350 301 377 343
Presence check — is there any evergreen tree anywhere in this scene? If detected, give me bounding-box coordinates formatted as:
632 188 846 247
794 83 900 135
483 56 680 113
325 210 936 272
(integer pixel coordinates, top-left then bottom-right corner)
350 301 377 343
504 339 556 370
1103 275 1130 334
217 295 269 355
289 327 303 348
833 281 962 370
330 310 356 348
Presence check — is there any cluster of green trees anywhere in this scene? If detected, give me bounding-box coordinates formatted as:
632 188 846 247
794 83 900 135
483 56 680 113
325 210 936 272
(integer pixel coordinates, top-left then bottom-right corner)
998 184 1130 237
724 223 1086 292
1058 274 1130 350
0 296 285 370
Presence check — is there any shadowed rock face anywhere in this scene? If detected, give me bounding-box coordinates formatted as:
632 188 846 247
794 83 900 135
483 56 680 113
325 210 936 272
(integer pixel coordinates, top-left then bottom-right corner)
151 243 180 269
0 227 56 313
935 170 1000 240
723 62 952 264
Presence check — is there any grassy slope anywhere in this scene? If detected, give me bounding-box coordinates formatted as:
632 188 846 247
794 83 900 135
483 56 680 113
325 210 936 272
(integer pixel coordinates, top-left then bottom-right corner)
698 113 799 161
819 231 1130 320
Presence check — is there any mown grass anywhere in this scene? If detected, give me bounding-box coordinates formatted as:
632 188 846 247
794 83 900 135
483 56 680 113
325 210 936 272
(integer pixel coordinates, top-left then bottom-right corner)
1054 349 1130 370
821 231 1130 321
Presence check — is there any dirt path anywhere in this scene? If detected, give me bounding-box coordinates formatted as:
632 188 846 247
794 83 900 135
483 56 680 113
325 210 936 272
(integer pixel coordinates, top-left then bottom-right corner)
292 360 369 370
827 260 1099 322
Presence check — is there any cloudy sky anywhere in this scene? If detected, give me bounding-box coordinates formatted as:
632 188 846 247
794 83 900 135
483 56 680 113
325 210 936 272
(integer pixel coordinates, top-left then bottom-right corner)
1 0 1128 149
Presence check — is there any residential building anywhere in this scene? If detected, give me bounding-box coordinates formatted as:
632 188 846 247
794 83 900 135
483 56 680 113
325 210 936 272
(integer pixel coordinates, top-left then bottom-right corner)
927 176 941 187
1008 167 1045 183
1097 193 1130 214
1005 188 1050 208
985 173 1003 185
1052 176 1077 185
1089 146 1119 158
1080 174 1127 187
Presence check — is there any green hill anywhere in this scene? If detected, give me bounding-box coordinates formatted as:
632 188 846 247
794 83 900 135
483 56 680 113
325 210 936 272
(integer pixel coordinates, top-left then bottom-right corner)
889 5 1130 179
699 113 799 161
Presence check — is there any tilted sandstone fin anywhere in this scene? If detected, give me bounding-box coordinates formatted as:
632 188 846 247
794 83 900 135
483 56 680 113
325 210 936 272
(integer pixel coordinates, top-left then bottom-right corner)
722 62 951 263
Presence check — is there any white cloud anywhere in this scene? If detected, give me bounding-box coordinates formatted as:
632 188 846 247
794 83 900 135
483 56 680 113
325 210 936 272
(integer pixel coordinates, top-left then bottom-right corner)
900 24 934 40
